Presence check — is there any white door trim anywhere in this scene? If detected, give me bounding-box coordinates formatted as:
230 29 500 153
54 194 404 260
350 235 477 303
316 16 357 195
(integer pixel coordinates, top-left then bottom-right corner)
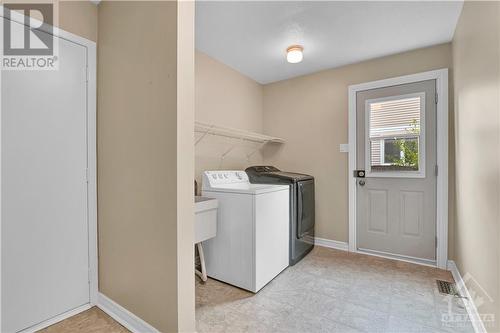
0 7 98 331
348 68 448 269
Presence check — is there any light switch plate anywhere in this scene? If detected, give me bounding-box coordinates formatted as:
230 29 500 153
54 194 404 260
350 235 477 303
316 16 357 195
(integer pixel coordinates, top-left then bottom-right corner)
339 144 349 153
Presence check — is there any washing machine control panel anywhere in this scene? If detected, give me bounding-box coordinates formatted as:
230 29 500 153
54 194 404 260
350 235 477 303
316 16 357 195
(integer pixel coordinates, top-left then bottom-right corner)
202 171 249 189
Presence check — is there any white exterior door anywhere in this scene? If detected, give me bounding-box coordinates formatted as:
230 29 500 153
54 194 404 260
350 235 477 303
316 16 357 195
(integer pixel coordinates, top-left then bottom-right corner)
2 20 90 332
355 80 437 263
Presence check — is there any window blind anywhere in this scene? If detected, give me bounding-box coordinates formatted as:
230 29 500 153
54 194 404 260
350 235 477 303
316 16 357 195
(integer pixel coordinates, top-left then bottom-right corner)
369 96 421 139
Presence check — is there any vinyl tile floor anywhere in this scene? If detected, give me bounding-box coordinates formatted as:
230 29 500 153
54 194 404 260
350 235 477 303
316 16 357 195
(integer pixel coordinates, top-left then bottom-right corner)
196 247 475 333
38 307 129 333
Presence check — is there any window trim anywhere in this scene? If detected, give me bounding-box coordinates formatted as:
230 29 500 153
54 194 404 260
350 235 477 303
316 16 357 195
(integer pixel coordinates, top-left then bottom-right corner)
364 92 426 178
379 139 386 164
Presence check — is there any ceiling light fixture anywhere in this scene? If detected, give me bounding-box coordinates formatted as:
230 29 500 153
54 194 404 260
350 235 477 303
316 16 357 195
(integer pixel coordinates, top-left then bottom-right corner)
286 45 303 64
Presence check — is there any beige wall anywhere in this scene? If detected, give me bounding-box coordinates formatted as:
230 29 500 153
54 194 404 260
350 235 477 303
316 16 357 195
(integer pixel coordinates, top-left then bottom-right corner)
98 2 194 331
59 0 98 42
452 1 500 330
195 51 264 185
262 44 454 249
11 0 98 42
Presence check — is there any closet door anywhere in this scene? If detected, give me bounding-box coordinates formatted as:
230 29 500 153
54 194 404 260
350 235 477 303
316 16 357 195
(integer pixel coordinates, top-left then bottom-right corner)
2 19 90 332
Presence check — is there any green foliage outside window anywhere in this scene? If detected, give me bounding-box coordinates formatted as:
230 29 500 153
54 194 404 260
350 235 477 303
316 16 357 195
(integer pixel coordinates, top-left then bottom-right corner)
387 119 419 169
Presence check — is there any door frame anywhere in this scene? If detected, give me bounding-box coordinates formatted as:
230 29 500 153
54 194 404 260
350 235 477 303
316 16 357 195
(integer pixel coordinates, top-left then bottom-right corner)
347 69 448 269
0 6 98 332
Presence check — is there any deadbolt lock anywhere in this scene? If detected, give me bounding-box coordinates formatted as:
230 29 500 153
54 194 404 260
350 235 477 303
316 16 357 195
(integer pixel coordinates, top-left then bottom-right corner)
354 170 366 178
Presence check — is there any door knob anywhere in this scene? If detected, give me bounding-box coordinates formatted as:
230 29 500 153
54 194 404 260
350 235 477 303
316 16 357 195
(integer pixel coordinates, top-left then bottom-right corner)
358 180 366 186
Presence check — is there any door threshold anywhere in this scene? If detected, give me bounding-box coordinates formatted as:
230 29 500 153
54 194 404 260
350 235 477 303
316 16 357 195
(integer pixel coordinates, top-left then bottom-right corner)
357 247 437 268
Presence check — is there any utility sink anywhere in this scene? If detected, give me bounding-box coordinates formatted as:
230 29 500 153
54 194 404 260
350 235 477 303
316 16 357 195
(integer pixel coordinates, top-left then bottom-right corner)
194 196 218 282
194 196 218 244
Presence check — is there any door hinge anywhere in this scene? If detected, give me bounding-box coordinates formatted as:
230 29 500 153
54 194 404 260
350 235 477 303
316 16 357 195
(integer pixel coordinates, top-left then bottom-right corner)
85 66 89 82
435 92 439 104
435 236 438 249
85 168 89 183
435 165 438 176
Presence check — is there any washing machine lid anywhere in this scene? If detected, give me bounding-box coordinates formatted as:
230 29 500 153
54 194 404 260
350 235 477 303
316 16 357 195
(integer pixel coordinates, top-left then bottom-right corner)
202 170 289 195
204 183 289 195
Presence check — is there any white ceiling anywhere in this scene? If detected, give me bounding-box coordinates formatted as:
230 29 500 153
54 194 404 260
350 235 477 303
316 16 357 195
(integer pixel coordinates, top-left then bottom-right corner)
195 1 463 84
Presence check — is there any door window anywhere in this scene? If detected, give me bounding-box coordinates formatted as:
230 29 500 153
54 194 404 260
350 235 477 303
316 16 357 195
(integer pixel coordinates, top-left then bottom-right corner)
365 92 426 177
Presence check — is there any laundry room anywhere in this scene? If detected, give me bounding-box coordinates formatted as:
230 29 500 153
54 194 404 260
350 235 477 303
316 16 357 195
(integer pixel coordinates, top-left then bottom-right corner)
192 1 497 332
2 1 500 333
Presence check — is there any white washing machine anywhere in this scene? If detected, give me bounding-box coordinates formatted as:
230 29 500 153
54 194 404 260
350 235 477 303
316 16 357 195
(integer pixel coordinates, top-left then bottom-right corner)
202 170 289 292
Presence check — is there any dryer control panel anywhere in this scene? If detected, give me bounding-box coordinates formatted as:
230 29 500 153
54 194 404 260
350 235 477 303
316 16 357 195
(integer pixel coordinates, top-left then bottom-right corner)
202 171 249 189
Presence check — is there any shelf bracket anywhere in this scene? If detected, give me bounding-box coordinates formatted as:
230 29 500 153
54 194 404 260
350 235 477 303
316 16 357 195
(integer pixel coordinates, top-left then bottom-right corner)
246 141 267 161
220 142 239 160
195 125 214 146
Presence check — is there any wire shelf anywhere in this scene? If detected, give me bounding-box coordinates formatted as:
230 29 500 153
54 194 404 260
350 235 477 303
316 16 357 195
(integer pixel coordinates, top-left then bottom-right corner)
195 121 285 145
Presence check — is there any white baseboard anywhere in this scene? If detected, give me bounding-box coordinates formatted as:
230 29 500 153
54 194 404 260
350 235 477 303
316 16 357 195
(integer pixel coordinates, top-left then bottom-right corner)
97 293 160 333
447 260 487 333
314 237 348 251
17 303 91 333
